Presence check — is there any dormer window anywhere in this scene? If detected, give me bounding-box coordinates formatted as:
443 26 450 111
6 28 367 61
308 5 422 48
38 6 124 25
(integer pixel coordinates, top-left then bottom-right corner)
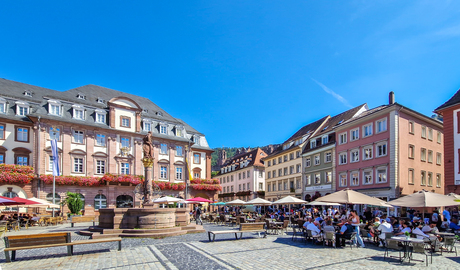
15 101 29 116
48 100 61 116
95 109 107 124
176 126 183 137
322 135 328 145
193 135 200 145
77 93 86 100
0 97 6 114
72 105 85 120
156 111 163 116
143 120 152 132
24 91 32 97
96 98 105 104
142 109 148 113
160 124 167 135
310 140 316 148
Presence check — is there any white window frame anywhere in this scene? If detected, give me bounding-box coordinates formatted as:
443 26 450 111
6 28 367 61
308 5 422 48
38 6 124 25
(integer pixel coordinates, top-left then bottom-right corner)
121 163 130 174
421 148 426 162
325 151 332 163
350 128 359 141
121 137 130 148
339 152 347 165
409 121 414 134
427 150 433 163
143 122 151 132
95 109 107 124
363 145 373 160
0 98 6 114
376 166 387 183
49 127 60 141
314 173 321 184
376 118 387 133
436 152 442 165
339 132 347 144
350 149 359 163
176 146 183 156
305 157 311 167
160 166 168 179
408 144 415 159
408 168 414 184
176 167 183 180
428 128 433 141
96 134 106 146
314 154 320 166
363 123 373 137
376 141 387 157
325 171 332 183
73 130 84 144
436 173 441 188
421 125 427 139
160 125 167 135
72 105 85 120
48 100 61 116
437 131 442 144
310 140 316 148
428 172 433 186
96 160 106 174
339 173 347 187
74 157 84 173
322 135 328 145
363 169 373 185
350 171 359 186
305 175 311 186
17 105 29 116
193 135 200 145
160 143 168 155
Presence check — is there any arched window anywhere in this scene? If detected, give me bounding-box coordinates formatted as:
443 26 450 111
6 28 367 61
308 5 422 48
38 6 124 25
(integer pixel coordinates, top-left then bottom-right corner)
116 195 133 208
46 193 61 203
2 191 18 198
94 194 107 210
78 193 85 210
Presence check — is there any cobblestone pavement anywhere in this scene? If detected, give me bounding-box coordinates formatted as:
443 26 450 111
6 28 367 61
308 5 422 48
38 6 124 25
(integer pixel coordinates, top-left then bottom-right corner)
0 222 459 269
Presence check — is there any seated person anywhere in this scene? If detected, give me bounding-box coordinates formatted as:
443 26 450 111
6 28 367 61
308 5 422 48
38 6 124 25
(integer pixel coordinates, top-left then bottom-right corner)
394 221 412 236
441 218 450 231
413 225 432 240
336 219 354 247
377 219 393 247
449 217 460 231
303 217 313 230
422 222 437 234
369 217 381 237
322 219 335 232
307 220 321 236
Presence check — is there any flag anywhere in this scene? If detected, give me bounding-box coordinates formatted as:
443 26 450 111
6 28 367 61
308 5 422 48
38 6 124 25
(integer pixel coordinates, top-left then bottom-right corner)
50 139 60 176
185 157 194 180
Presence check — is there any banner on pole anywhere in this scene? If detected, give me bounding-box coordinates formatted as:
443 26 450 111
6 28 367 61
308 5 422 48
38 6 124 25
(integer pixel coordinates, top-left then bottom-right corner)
50 139 60 176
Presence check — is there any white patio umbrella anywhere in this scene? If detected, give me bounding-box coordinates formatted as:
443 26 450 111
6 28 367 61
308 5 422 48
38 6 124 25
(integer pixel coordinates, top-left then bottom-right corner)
152 197 183 204
447 193 460 201
244 198 272 205
307 201 342 206
272 196 307 222
27 197 60 208
225 199 246 206
315 188 392 207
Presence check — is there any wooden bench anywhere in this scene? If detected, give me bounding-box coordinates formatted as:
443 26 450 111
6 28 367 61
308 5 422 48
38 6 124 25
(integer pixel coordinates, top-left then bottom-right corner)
208 222 266 242
70 216 96 227
3 232 121 262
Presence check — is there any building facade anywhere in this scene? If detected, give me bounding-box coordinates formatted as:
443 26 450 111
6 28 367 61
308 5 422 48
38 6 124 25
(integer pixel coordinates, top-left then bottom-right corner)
0 79 215 215
435 89 460 194
216 148 267 202
335 93 444 203
302 104 367 200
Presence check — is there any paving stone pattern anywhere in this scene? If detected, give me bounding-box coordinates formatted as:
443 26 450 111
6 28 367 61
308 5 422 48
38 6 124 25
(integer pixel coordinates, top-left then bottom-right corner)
0 222 459 269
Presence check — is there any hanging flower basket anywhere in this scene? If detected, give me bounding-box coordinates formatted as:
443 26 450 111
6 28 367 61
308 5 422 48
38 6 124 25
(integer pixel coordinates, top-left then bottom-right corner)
0 171 34 185
101 174 144 185
40 175 102 187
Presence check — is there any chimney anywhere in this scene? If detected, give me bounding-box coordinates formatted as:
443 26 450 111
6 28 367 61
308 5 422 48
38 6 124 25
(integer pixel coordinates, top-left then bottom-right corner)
389 91 395 105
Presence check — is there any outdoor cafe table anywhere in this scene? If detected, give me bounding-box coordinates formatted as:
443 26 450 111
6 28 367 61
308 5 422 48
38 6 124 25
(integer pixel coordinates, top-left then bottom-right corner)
391 236 425 262
246 218 255 223
435 232 455 237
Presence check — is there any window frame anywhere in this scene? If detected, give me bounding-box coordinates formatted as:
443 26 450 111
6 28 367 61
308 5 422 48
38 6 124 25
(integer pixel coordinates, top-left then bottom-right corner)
408 144 415 159
350 171 359 186
350 128 359 141
338 132 347 144
160 143 168 155
363 169 373 185
376 166 387 183
350 149 359 163
421 125 427 139
121 162 130 175
305 157 311 167
376 118 387 133
325 151 332 163
376 141 387 158
175 167 183 180
436 152 442 165
362 123 373 137
193 153 201 164
408 121 414 134
339 173 347 187
160 165 168 179
339 152 347 165
72 130 84 144
95 134 106 147
420 148 426 162
0 124 5 140
120 116 131 128
73 157 84 173
314 154 320 166
362 145 373 160
408 168 414 185
95 159 106 175
15 126 30 142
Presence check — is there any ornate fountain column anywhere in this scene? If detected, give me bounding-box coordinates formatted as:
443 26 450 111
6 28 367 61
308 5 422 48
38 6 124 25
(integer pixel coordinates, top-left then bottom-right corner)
142 132 155 208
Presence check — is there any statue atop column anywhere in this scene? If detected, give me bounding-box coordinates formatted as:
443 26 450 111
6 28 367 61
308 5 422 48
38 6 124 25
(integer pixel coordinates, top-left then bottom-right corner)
142 132 155 206
143 131 154 159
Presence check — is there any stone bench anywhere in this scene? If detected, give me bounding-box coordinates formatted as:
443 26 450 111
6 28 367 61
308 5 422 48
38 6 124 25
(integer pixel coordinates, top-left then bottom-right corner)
207 222 266 242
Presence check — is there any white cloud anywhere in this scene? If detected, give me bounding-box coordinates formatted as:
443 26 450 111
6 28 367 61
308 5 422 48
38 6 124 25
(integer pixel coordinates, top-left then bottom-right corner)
311 78 353 108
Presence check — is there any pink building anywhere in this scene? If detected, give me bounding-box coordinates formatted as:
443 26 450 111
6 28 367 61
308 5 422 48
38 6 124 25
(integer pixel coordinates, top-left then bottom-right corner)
335 93 444 203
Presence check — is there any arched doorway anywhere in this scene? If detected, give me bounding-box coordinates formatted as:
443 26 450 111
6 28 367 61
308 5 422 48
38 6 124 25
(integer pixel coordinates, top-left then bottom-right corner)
116 195 133 208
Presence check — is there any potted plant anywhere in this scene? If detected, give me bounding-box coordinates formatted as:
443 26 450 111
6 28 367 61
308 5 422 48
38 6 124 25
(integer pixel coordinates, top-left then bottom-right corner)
404 231 411 239
62 192 84 219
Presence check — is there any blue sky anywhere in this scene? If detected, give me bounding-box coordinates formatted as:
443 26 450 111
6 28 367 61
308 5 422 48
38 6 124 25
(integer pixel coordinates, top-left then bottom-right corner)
1 1 460 148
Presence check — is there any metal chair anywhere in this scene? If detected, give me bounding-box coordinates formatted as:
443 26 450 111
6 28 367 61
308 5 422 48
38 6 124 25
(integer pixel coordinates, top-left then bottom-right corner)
344 232 358 249
306 229 322 244
384 239 403 261
291 226 304 242
323 231 336 247
441 236 457 256
410 242 432 266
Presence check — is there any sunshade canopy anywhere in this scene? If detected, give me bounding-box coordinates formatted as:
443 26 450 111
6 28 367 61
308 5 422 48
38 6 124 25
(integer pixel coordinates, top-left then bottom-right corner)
27 197 60 208
244 197 272 206
389 190 460 208
272 195 307 205
9 197 40 205
315 188 391 206
225 199 246 205
186 197 213 203
0 196 22 206
152 197 183 204
307 201 342 206
210 202 226 205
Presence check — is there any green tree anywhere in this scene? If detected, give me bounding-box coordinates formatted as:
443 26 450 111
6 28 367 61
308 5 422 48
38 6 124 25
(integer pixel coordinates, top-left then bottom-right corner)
64 192 84 215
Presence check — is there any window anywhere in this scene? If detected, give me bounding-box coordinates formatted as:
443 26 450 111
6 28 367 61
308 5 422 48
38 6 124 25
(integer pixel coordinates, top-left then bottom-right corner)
74 108 84 120
16 127 29 142
176 167 183 180
74 158 83 173
420 148 426 162
427 150 433 163
350 149 359 163
405 144 414 159
278 169 282 176
144 122 151 132
284 155 288 162
314 155 320 165
278 157 282 164
351 172 359 186
408 169 414 184
96 134 106 146
0 154 5 164
268 161 271 167
272 159 276 165
272 170 276 178
259 182 263 191
160 166 167 179
17 105 29 116
350 128 359 141
121 137 130 148
284 167 288 175
305 175 311 186
339 152 347 165
193 135 200 145
310 140 317 148
50 104 61 116
376 167 387 183
421 171 426 185
231 186 234 192
96 111 106 124
363 124 373 137
94 194 107 210
16 156 28 166
176 127 182 137
339 174 347 187
121 163 130 174
267 172 271 179
363 169 373 185
0 125 6 140
428 172 433 186
421 125 426 139
325 152 332 163
322 136 328 145
289 166 294 174
0 99 5 114
279 182 282 191
325 171 332 183
409 121 414 134
73 130 84 144
437 131 442 144
267 184 271 192
296 151 300 158
289 153 294 160
49 127 60 141
160 125 167 135
376 142 387 157
376 118 387 133
436 153 442 165
339 132 347 144
363 145 373 160
194 170 200 179
96 160 105 174
296 164 301 173
305 157 311 167
160 143 167 154
428 128 433 141
436 174 441 188
176 146 183 156
121 116 130 128
46 193 61 210
231 175 234 182
193 153 201 164
314 173 321 184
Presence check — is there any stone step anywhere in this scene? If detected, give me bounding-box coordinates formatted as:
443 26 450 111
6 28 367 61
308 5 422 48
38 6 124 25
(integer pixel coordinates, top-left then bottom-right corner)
118 230 187 238
121 227 182 234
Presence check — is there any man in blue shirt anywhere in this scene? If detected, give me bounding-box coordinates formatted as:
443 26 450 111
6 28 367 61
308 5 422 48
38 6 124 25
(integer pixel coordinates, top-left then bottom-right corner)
449 217 460 231
443 208 451 223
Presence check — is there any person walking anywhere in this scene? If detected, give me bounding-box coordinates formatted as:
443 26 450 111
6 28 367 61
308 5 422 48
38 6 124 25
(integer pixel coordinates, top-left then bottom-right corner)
195 205 203 225
350 210 365 248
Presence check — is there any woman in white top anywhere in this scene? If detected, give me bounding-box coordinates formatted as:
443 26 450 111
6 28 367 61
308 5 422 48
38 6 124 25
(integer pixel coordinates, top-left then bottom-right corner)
350 210 365 248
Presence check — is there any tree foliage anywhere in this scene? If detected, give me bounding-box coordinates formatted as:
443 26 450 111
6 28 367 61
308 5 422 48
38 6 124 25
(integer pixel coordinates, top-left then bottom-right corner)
64 192 84 215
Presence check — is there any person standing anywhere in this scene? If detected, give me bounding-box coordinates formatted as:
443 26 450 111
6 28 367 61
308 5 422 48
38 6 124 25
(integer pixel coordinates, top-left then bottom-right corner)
195 205 203 225
442 207 451 223
350 210 365 248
